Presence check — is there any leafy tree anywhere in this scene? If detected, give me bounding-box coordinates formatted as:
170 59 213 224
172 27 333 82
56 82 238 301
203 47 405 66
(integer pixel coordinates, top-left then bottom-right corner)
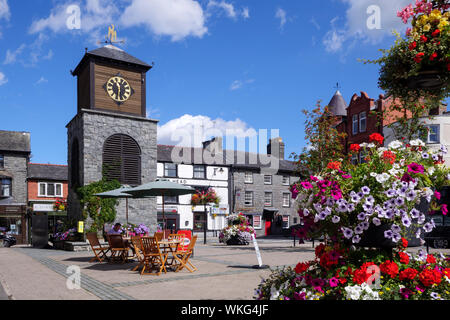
76 178 121 232
294 101 347 176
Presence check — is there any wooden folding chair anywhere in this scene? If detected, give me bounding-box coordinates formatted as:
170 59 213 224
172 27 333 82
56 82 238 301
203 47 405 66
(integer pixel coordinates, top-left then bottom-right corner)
130 236 146 272
154 232 163 241
86 232 110 262
140 237 168 276
173 235 198 273
107 234 129 263
164 233 186 265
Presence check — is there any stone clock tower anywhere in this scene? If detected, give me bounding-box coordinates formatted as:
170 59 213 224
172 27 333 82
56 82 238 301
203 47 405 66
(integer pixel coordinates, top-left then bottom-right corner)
66 44 158 230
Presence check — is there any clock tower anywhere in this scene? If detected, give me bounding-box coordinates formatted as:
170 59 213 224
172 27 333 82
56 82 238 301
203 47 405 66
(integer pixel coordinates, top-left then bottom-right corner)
66 43 158 229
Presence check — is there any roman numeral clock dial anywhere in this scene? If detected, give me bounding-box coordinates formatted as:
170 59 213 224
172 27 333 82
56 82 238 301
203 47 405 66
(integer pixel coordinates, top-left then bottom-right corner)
103 74 134 105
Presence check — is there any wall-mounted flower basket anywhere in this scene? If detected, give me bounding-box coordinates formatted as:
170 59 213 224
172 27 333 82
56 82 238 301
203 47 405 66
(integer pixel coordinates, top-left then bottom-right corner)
407 69 443 90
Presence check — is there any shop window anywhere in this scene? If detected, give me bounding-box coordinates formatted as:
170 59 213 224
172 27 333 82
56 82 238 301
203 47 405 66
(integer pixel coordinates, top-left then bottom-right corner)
252 215 262 229
0 216 21 235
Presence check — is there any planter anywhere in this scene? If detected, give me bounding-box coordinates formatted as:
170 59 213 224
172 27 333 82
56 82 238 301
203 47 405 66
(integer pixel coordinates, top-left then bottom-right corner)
406 69 443 90
226 235 249 245
52 240 65 250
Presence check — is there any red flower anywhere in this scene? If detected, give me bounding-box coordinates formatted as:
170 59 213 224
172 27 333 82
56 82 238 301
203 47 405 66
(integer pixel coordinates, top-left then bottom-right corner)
429 52 438 61
408 41 417 50
426 254 436 264
382 150 396 164
431 29 440 37
327 161 342 170
419 269 442 287
294 262 309 274
380 260 399 279
420 35 427 43
443 268 450 278
399 268 418 281
401 237 408 248
369 133 384 145
398 252 410 265
352 262 376 284
349 144 361 153
414 52 425 63
315 243 326 259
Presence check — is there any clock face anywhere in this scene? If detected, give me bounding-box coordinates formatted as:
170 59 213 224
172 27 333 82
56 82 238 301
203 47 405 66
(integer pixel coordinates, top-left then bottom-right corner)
105 76 133 104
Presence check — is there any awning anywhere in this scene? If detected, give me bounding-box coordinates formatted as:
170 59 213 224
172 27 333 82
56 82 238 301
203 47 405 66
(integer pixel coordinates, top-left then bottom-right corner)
0 170 13 178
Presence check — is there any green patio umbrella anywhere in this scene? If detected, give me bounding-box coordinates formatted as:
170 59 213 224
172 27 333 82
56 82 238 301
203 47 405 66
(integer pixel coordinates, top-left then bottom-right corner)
95 186 136 225
124 178 196 231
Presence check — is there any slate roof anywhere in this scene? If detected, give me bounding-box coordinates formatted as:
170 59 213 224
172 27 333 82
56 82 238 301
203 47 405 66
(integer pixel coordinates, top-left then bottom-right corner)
0 130 31 153
72 45 152 75
28 163 68 181
157 145 299 174
328 90 348 117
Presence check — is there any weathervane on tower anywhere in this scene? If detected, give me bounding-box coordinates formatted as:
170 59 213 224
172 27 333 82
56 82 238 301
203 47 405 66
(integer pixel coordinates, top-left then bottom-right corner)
97 24 125 46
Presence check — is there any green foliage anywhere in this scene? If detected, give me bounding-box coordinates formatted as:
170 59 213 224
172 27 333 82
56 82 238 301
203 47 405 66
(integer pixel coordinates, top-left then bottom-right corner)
76 178 121 232
293 101 347 176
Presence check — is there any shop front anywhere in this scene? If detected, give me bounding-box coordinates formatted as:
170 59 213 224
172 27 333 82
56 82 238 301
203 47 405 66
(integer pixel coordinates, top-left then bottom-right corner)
157 205 179 233
30 202 67 239
0 205 27 244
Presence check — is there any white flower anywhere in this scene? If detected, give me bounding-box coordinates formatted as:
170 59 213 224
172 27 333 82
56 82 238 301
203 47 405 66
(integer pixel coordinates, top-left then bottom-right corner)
388 168 398 176
360 143 368 148
410 139 424 146
370 172 378 177
388 140 402 149
427 167 435 175
376 173 390 184
367 143 376 148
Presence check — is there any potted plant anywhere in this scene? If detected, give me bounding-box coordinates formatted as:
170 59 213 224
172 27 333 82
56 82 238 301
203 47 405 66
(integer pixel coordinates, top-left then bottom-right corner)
255 134 450 300
364 0 449 103
219 213 255 245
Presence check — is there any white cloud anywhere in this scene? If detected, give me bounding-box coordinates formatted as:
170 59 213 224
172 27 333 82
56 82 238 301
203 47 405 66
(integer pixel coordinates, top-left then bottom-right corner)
275 8 287 29
158 114 256 147
35 76 48 85
0 0 10 21
29 0 118 35
310 17 320 30
207 0 236 18
242 7 250 19
0 71 7 85
4 44 26 64
230 78 254 91
120 0 207 42
323 0 412 54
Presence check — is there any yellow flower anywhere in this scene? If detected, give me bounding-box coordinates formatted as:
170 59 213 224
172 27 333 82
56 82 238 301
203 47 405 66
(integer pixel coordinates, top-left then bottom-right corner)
386 287 391 291
379 291 383 295
430 9 442 21
423 24 431 32
417 14 428 26
438 20 448 29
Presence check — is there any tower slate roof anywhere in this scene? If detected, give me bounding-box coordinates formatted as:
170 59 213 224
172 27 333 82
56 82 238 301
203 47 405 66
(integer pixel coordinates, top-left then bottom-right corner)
72 44 152 76
328 90 348 117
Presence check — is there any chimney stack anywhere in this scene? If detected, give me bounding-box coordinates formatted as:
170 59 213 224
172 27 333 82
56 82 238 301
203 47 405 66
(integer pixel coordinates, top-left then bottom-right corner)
267 137 285 159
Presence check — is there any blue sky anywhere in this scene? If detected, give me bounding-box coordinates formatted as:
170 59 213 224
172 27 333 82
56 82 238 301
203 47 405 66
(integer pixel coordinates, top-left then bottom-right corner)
0 0 419 165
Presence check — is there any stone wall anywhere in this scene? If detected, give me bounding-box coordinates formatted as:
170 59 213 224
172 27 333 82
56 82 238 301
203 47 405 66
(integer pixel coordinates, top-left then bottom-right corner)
67 109 158 232
3 153 28 204
232 169 299 236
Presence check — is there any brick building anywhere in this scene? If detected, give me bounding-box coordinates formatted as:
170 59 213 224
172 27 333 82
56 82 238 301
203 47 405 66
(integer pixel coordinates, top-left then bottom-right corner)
27 163 68 237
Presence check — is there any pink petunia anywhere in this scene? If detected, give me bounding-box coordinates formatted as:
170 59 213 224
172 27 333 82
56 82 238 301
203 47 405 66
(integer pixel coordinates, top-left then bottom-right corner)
407 162 425 174
301 181 313 189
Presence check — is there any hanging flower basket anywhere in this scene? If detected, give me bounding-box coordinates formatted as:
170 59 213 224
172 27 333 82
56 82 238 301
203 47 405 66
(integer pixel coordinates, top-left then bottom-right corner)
406 68 444 89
